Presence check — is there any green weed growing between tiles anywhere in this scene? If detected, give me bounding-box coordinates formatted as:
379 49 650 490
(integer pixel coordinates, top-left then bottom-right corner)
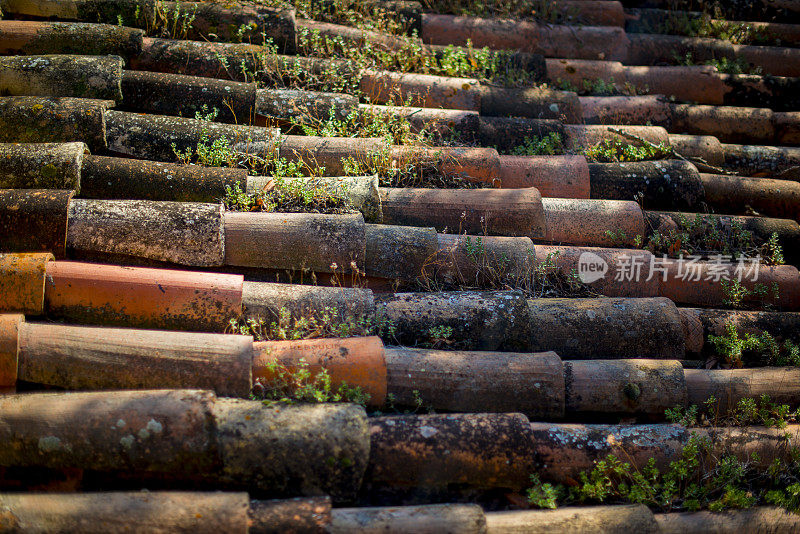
527 397 800 514
583 138 673 163
253 354 371 406
607 217 784 264
707 322 800 368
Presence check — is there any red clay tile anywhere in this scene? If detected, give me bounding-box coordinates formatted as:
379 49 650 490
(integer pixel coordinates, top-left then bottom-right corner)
0 20 143 56
0 189 73 258
44 261 243 332
0 253 53 315
499 155 590 197
541 198 646 247
0 142 85 192
0 492 252 533
253 336 387 406
0 313 22 387
17 322 253 397
385 347 564 417
564 359 686 414
224 211 365 273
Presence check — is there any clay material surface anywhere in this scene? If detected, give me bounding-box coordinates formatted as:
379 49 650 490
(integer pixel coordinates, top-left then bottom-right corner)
67 199 225 266
121 70 257 124
564 359 687 415
0 142 85 191
365 412 536 492
81 154 246 203
0 491 251 534
105 110 280 162
486 505 658 534
44 261 242 332
18 322 252 397
242 281 375 322
253 336 387 406
224 211 365 273
0 96 111 151
655 506 800 534
0 189 73 258
530 422 690 483
378 290 531 351
380 187 545 239
0 314 23 387
0 20 143 56
0 389 220 475
365 224 438 282
386 347 564 417
528 297 686 360
331 504 487 534
250 497 331 534
0 54 123 101
212 399 369 502
0 252 53 314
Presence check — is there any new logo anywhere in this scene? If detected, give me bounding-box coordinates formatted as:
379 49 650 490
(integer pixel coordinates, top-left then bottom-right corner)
577 252 608 283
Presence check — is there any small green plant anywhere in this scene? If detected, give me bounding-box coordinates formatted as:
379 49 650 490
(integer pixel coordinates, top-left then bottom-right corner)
292 26 539 88
254 356 370 406
699 19 770 45
721 278 751 309
419 0 578 24
338 144 484 189
380 389 436 415
294 0 410 36
675 52 762 75
531 251 595 298
731 396 794 428
604 229 645 248
765 480 800 512
150 0 197 40
222 179 352 214
646 215 783 263
249 38 362 94
707 56 763 75
583 138 673 163
708 321 800 368
422 325 455 349
582 77 618 96
664 402 703 427
507 132 564 156
720 279 779 310
417 238 596 298
641 10 772 45
281 99 482 189
763 233 785 265
556 78 648 97
526 474 560 509
555 79 578 93
173 134 240 167
708 320 757 367
172 106 243 168
528 393 800 513
526 432 800 514
229 306 396 342
666 394 796 429
172 105 327 177
293 104 429 147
